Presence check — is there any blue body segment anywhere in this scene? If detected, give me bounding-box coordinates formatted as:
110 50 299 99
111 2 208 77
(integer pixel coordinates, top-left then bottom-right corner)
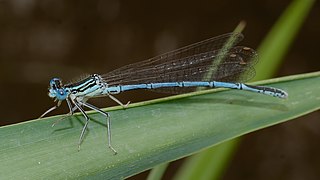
40 32 288 153
104 81 287 98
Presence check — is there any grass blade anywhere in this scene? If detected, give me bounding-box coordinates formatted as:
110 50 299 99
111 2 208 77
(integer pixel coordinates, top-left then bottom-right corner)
147 163 169 180
255 0 315 79
174 0 317 179
0 72 319 179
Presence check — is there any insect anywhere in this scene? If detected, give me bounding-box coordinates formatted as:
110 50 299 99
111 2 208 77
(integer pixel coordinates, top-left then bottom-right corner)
40 33 288 154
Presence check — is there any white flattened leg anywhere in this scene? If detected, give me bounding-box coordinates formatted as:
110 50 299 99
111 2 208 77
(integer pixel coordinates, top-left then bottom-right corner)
108 94 130 108
52 99 77 127
71 98 91 151
39 100 62 119
79 101 117 155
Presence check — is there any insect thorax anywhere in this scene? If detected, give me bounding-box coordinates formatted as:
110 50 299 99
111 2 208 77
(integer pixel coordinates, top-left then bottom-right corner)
66 74 108 97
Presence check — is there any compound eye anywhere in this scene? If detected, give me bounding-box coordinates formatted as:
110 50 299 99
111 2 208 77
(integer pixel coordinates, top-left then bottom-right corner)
50 78 63 89
54 79 62 88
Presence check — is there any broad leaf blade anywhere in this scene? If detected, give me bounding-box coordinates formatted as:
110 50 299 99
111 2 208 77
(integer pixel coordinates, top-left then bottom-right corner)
0 72 319 179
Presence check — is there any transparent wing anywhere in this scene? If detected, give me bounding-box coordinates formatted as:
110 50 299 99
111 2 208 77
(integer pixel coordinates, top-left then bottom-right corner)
101 33 258 93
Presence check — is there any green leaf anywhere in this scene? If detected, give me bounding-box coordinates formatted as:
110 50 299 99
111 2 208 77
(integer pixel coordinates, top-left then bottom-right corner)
176 1 317 179
254 0 316 80
147 163 169 180
1 72 319 179
173 138 240 180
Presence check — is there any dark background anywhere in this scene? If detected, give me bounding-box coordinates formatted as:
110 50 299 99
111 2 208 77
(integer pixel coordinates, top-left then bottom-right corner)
0 0 319 179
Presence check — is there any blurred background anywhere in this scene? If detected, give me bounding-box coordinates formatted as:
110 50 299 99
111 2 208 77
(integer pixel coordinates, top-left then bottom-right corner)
0 0 319 179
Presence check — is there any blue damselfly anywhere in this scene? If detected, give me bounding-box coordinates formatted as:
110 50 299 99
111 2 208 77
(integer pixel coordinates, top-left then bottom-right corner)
40 33 288 154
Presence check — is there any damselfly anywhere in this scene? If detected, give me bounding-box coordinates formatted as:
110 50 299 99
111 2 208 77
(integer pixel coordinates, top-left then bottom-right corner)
40 33 288 154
